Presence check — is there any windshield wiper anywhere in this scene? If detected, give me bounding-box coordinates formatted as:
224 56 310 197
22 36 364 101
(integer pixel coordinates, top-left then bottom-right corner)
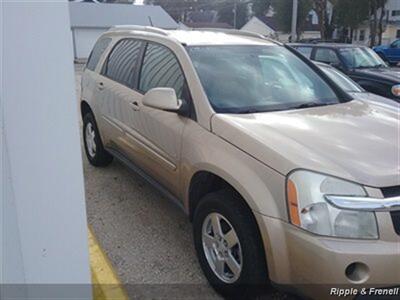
290 102 333 110
372 63 386 68
356 65 373 69
235 108 264 114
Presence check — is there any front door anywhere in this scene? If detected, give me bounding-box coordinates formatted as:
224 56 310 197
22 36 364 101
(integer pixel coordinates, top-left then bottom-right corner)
122 42 190 196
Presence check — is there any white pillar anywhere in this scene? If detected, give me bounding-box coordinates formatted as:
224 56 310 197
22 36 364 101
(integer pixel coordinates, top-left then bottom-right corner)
1 1 91 298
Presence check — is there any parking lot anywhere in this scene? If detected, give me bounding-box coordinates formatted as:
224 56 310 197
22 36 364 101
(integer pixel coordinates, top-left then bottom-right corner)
75 65 295 300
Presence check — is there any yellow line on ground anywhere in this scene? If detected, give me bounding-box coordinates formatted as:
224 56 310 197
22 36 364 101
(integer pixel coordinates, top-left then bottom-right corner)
88 226 129 300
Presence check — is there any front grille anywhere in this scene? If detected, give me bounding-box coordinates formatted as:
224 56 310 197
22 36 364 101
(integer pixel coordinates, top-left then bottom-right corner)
381 186 400 235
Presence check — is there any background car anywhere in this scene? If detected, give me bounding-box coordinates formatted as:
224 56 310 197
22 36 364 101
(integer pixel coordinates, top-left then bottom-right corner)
373 39 400 65
314 61 399 107
289 43 400 101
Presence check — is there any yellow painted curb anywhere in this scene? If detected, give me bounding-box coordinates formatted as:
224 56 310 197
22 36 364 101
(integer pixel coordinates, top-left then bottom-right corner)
88 227 129 300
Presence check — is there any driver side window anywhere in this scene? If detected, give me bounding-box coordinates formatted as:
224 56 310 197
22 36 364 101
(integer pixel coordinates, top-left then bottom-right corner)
391 40 400 48
314 48 340 65
139 43 185 99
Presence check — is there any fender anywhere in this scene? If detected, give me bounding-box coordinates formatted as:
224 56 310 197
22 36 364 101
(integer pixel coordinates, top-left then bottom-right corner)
179 121 288 221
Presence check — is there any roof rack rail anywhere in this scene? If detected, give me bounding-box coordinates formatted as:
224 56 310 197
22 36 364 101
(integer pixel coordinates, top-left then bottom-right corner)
108 25 169 36
191 28 281 45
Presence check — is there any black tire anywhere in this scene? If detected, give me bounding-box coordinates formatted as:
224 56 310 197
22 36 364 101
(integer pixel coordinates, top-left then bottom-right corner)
83 112 113 167
193 189 269 299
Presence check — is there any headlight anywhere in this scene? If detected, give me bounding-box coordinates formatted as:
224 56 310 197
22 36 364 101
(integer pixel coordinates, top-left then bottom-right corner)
287 170 378 239
391 84 400 97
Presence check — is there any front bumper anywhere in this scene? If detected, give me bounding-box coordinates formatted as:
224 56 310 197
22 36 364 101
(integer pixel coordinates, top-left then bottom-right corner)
254 212 400 299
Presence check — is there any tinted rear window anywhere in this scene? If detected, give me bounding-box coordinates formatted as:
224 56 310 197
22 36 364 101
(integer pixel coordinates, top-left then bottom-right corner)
86 38 111 71
103 39 142 88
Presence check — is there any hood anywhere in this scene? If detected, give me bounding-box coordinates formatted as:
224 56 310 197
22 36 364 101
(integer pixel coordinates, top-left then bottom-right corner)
211 100 400 187
352 67 400 83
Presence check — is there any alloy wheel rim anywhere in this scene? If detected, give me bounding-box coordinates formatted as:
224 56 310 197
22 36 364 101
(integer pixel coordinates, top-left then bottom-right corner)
201 212 242 283
85 122 96 158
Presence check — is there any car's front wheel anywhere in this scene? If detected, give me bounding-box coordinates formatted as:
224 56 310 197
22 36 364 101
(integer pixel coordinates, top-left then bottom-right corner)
193 189 269 299
83 113 113 167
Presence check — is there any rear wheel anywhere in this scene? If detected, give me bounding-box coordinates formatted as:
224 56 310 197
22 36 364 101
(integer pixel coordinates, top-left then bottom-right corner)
83 113 113 167
193 189 269 299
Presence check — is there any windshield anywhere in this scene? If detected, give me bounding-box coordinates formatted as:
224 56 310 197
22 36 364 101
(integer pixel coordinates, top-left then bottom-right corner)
319 65 364 93
339 47 387 69
186 45 340 113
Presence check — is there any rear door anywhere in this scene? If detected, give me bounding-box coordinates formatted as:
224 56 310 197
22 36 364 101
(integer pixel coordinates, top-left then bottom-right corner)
81 37 114 144
97 38 144 150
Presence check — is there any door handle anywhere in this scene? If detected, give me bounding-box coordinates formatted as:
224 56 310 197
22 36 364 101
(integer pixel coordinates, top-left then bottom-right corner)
97 82 104 90
130 101 140 111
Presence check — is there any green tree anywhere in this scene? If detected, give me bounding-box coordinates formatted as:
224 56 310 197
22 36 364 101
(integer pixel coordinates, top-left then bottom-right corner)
251 0 272 17
145 0 217 22
217 0 249 28
334 0 369 41
376 0 387 45
273 0 313 40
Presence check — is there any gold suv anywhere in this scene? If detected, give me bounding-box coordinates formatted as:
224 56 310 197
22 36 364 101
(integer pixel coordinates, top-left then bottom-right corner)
81 26 400 299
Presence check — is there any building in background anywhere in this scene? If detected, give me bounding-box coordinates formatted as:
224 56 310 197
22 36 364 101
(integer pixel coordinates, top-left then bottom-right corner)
353 0 400 45
241 11 323 42
69 1 177 59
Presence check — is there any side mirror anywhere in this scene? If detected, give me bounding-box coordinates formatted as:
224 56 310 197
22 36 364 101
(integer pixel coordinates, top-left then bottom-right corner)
142 87 182 112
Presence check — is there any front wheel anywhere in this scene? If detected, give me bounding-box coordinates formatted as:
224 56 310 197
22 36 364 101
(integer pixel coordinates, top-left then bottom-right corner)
193 189 269 298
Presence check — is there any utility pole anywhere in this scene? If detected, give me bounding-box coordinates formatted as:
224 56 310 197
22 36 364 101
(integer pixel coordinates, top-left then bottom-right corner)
233 0 237 29
291 0 298 42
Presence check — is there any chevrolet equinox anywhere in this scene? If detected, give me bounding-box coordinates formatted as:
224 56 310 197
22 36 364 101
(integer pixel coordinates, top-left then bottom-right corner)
81 26 400 299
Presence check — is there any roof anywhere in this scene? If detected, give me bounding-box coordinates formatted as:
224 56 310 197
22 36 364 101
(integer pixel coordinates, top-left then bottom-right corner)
241 17 276 36
258 16 280 31
69 2 178 29
105 27 278 46
169 30 273 45
256 14 320 32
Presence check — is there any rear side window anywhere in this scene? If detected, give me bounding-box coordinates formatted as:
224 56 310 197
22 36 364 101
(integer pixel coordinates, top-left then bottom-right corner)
139 43 185 98
86 38 111 71
103 39 142 87
295 46 312 59
314 48 340 64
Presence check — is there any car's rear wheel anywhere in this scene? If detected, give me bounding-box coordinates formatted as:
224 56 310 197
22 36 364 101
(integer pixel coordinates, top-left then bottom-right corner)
83 113 113 167
193 189 269 299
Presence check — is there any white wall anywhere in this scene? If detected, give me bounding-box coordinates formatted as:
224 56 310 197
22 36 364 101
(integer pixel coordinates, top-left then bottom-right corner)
73 27 107 59
1 1 91 299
